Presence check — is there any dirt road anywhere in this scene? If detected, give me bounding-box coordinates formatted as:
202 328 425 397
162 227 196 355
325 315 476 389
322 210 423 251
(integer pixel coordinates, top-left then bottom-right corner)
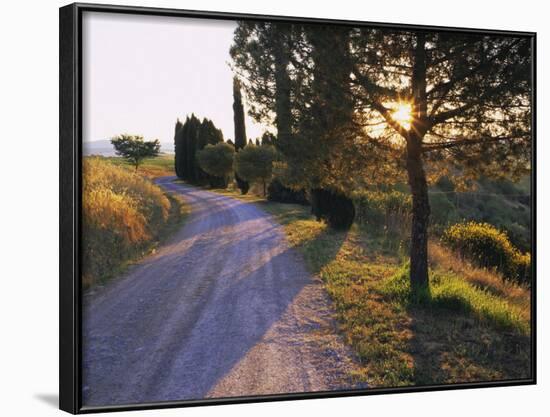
83 177 365 406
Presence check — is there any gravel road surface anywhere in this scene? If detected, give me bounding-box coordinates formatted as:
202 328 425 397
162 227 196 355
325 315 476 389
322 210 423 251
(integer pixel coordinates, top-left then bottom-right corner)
82 177 365 407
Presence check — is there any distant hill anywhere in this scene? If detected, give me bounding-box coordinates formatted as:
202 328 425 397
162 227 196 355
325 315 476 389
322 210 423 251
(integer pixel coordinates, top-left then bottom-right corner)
429 175 531 251
83 139 174 156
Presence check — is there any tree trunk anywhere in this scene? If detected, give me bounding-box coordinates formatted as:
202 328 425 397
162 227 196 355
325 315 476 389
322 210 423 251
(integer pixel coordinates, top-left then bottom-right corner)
273 26 292 144
407 32 430 289
406 135 430 289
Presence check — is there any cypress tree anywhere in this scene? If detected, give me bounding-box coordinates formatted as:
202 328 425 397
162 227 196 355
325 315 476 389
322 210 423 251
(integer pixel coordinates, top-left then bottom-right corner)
174 115 225 184
174 118 184 178
184 114 200 183
196 119 209 182
233 77 249 194
180 116 190 180
197 118 224 183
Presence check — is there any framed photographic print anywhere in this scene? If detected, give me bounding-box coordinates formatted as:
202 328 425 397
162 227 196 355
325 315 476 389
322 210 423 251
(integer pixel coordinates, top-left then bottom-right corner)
59 2 536 414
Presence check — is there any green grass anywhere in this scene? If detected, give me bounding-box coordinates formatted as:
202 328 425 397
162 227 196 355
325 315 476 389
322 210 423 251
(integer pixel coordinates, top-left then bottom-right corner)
99 154 175 178
318 229 530 387
381 263 529 334
189 182 532 387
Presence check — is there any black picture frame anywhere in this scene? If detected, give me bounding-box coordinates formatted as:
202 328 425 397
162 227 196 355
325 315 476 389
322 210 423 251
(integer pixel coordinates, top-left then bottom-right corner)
59 2 537 414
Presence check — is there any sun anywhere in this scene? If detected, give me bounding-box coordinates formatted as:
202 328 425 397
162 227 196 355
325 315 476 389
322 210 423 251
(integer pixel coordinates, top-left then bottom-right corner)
390 102 413 130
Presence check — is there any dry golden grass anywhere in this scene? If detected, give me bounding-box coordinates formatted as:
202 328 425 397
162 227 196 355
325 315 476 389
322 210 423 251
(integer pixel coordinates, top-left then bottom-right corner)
429 242 531 320
82 157 188 288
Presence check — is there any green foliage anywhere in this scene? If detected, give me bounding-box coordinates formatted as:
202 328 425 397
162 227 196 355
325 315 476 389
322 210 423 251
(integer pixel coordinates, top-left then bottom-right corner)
230 22 294 135
311 188 356 230
382 263 528 334
232 77 250 194
196 142 235 187
174 115 224 184
260 131 276 146
232 77 247 150
110 134 160 171
429 192 458 227
231 21 532 289
267 178 308 205
354 190 411 236
442 222 531 285
234 144 277 195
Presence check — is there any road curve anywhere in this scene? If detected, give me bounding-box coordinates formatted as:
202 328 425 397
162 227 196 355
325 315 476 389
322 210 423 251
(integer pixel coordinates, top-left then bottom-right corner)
83 177 364 407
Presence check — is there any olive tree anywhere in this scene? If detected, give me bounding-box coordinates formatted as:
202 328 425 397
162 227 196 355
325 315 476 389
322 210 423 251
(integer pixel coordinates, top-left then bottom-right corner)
196 142 235 188
234 145 277 196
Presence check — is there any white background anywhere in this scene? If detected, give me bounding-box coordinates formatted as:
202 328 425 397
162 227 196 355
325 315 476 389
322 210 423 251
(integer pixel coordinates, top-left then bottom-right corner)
0 0 547 415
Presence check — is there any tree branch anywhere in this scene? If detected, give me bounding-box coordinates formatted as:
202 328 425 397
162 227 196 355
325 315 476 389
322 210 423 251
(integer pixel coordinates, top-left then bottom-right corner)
350 65 410 138
371 101 410 138
422 135 521 152
427 38 524 122
350 64 407 101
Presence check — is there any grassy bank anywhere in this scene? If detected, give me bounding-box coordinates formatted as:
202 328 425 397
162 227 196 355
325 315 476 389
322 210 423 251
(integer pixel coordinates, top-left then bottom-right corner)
205 184 531 387
96 153 175 178
83 157 189 289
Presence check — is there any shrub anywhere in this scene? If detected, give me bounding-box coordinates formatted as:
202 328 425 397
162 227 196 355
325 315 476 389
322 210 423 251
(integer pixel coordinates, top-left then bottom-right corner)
354 190 411 235
235 174 250 195
234 144 277 196
196 142 235 188
442 221 531 285
311 188 355 230
267 178 309 205
82 158 171 287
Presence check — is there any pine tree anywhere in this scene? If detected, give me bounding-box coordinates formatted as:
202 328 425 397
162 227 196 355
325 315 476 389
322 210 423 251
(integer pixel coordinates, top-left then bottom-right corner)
347 30 531 288
232 23 531 290
231 22 295 148
297 25 357 229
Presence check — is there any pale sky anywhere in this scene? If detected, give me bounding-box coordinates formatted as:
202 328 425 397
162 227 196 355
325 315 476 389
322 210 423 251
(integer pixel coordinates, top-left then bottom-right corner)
82 12 267 146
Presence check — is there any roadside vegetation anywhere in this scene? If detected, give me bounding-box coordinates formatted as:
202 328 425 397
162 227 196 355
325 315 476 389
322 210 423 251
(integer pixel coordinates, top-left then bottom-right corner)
96 153 176 178
82 157 188 288
205 182 531 387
